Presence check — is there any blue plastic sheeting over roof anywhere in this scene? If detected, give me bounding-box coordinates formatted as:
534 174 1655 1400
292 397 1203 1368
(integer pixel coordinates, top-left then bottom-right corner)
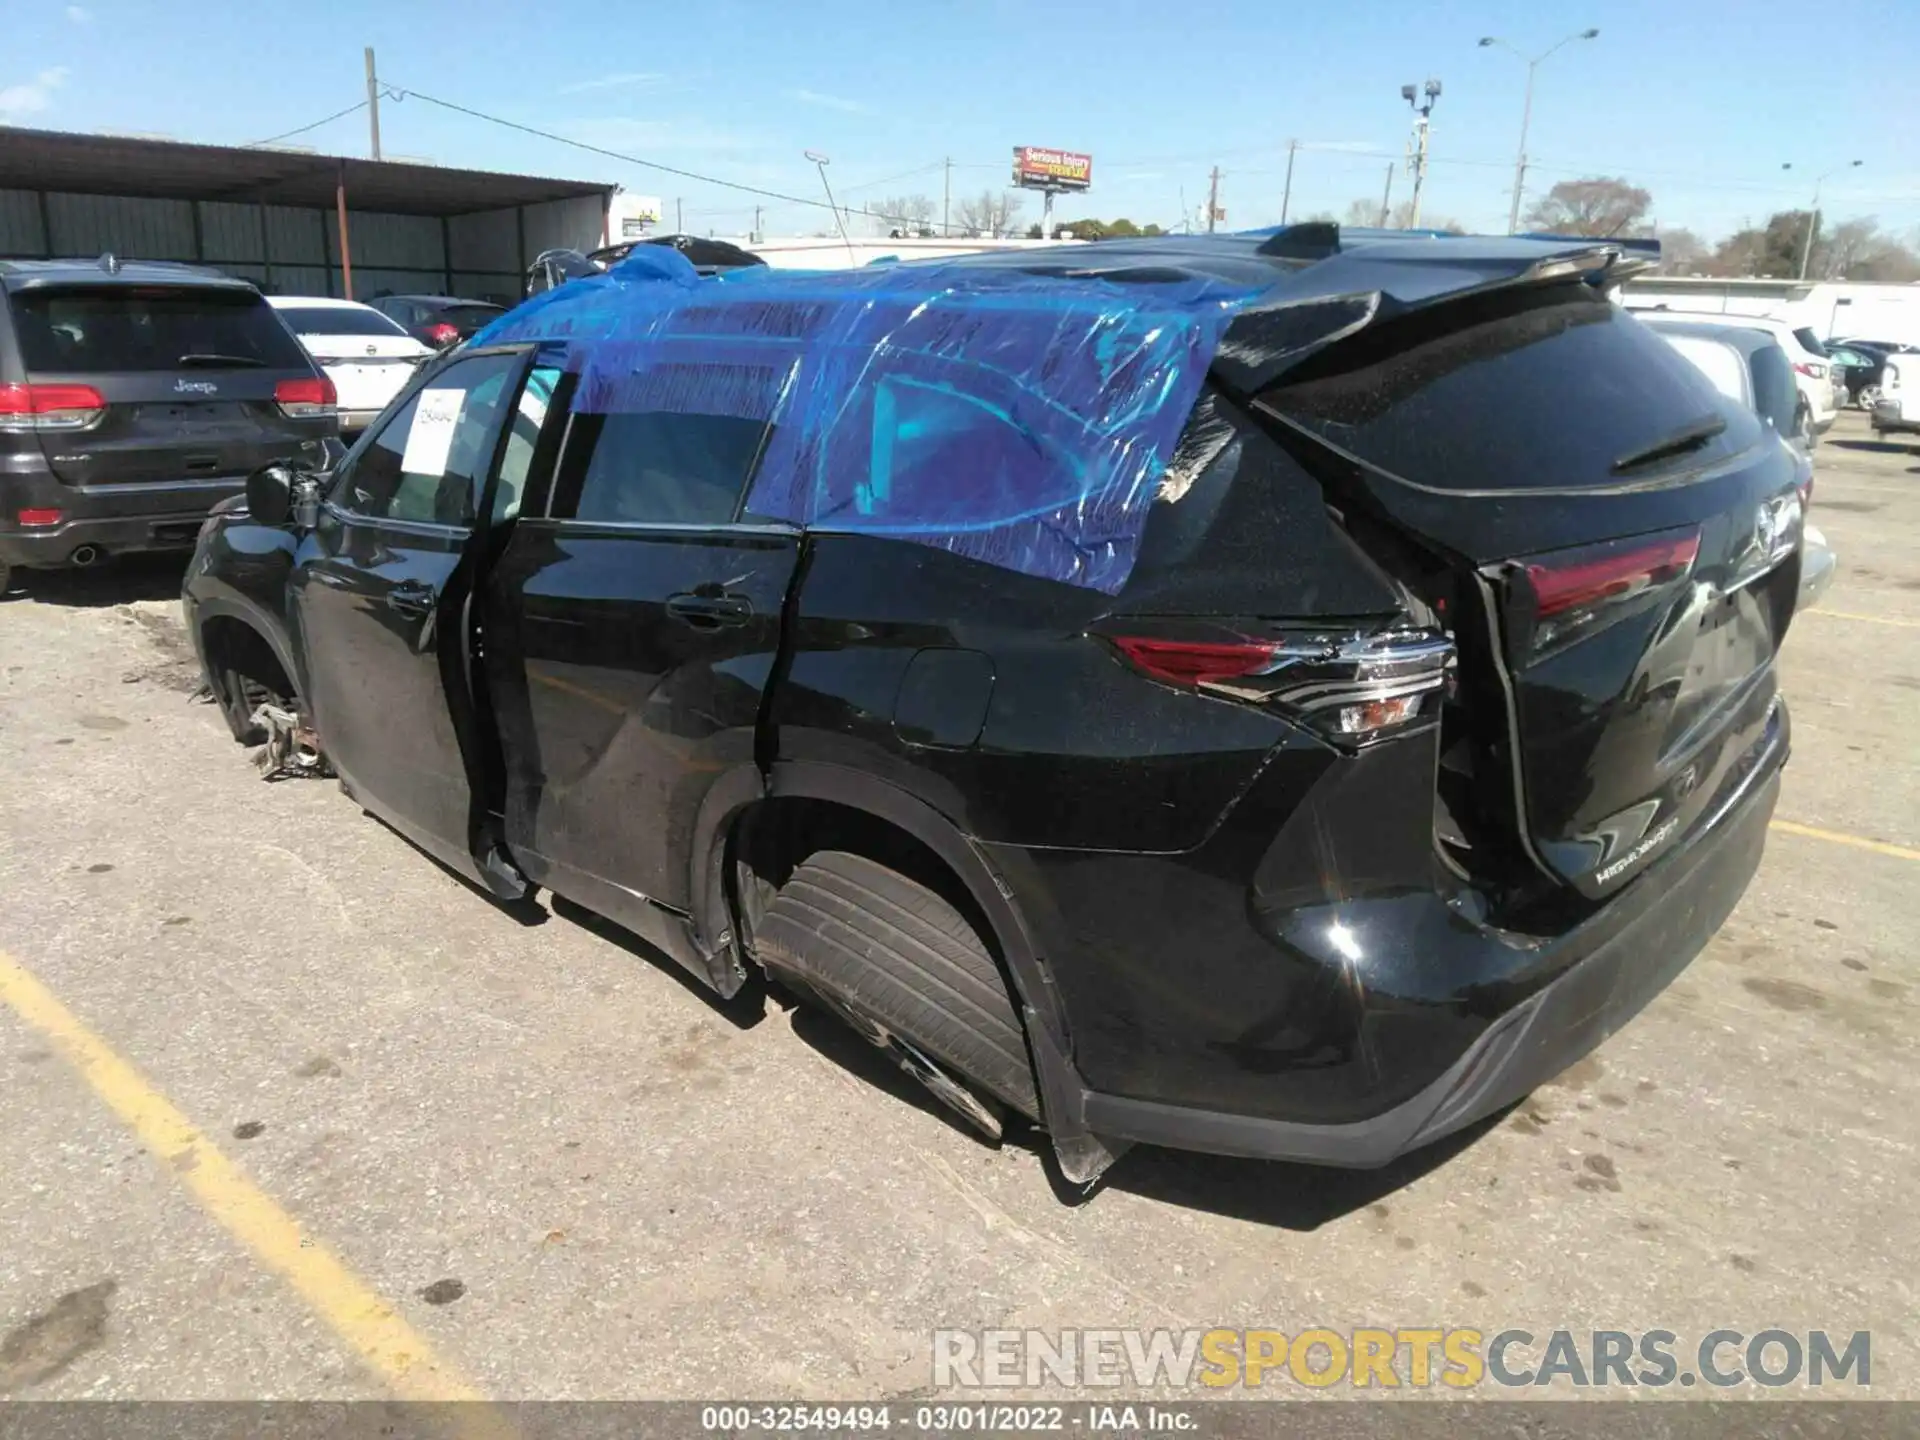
474 246 1270 593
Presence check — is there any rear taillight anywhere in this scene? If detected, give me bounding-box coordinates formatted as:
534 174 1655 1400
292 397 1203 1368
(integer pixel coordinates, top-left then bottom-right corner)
1107 628 1453 743
16 507 64 527
1508 528 1700 662
1526 534 1700 619
0 382 106 432
425 322 460 346
1793 361 1825 379
274 375 337 419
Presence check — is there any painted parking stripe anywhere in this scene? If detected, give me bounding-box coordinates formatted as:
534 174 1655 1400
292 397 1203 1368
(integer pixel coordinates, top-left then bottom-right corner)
1799 609 1920 628
0 948 515 1431
1770 820 1920 863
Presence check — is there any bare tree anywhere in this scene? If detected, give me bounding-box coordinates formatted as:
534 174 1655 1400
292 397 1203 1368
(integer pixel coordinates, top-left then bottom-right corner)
1342 197 1462 232
1652 227 1707 274
872 194 935 236
1813 218 1920 281
955 189 1024 238
1523 176 1653 237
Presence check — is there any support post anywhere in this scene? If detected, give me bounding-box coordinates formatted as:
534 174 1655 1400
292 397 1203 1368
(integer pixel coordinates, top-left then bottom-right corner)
335 162 353 301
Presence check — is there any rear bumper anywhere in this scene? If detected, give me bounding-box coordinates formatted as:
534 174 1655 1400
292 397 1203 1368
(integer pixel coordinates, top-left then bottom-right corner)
1024 704 1787 1169
0 477 241 568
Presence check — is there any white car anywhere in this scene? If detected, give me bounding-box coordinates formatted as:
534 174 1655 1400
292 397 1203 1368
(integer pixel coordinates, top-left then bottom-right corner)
1626 307 1835 439
1871 351 1919 440
267 297 432 433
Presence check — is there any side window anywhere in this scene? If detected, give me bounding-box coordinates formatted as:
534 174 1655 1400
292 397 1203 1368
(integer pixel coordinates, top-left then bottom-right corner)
492 365 564 524
811 370 1063 533
549 360 782 526
330 352 523 525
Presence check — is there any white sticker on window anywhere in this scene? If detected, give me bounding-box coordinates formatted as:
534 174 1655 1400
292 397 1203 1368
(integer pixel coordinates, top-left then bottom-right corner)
400 387 466 477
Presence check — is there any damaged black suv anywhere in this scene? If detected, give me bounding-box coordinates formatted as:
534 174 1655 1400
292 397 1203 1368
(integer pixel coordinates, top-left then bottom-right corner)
182 229 1798 1185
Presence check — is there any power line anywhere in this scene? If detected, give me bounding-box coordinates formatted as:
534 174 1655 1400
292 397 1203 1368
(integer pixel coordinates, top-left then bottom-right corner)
381 81 896 223
244 99 370 149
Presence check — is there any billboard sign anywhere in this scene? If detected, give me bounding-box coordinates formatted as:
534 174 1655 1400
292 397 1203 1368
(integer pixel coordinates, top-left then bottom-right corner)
1011 147 1092 193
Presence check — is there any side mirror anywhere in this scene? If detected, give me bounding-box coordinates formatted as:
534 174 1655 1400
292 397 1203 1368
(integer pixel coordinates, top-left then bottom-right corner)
246 464 294 526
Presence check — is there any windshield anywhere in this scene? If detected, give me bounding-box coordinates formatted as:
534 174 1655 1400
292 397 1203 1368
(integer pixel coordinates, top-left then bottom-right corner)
11 285 312 373
275 305 410 339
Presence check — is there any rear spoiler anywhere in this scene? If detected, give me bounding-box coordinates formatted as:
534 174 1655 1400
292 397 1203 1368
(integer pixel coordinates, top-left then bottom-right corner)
1214 225 1661 394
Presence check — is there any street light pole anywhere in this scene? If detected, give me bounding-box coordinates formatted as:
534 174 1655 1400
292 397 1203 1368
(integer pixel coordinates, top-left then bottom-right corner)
805 150 856 264
1783 160 1862 280
1480 29 1599 234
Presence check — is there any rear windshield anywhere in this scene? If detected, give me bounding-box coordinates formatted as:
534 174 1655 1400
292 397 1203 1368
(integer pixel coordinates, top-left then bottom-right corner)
1792 327 1827 357
274 305 409 339
10 286 311 374
1261 291 1759 490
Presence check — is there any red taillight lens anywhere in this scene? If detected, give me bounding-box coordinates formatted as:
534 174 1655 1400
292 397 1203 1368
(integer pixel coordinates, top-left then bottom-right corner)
425 322 460 346
1106 628 1452 743
16 507 64 527
1526 534 1700 619
1793 361 1823 379
274 375 337 418
1108 636 1283 687
0 382 107 432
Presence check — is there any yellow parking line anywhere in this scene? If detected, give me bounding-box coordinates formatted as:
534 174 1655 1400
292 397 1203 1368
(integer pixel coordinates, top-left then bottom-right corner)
0 948 514 1431
1800 609 1920 628
1770 820 1920 863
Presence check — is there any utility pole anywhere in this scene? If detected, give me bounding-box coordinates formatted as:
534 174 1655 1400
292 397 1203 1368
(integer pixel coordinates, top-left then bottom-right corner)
676 197 683 233
364 47 381 161
1205 166 1221 234
1399 79 1441 228
942 157 952 237
1480 31 1600 234
1377 163 1394 226
1279 140 1298 225
753 205 763 244
1783 160 1863 280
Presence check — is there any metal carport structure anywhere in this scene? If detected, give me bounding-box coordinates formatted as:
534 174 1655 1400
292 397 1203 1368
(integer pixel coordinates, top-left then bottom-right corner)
0 127 615 305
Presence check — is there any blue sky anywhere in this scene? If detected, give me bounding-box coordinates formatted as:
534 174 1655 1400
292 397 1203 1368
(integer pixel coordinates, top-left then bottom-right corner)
6 0 1917 243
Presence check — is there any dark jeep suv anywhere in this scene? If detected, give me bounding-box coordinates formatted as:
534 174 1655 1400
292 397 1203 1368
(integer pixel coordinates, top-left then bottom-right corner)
182 230 1798 1186
0 257 338 594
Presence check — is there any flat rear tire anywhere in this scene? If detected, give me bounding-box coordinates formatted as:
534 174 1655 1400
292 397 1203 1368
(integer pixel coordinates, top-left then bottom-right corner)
754 850 1039 1118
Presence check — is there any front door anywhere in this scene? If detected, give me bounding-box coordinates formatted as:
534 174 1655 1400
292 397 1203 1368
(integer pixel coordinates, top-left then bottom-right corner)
289 347 534 890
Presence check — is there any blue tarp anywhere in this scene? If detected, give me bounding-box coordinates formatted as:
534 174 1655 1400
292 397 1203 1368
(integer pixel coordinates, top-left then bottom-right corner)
474 247 1271 593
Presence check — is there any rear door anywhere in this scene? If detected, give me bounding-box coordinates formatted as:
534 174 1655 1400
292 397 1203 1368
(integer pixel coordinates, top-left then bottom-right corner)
1259 289 1799 900
289 346 536 891
482 371 800 934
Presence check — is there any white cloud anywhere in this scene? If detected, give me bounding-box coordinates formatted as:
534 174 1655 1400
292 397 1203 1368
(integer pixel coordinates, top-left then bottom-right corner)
558 71 668 96
65 4 92 20
0 66 70 120
783 88 870 116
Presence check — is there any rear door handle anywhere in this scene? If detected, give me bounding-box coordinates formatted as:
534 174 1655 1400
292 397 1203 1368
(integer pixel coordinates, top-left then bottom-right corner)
665 591 753 628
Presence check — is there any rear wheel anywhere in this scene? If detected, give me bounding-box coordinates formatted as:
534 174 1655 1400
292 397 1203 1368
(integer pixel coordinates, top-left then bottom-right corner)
753 850 1039 1121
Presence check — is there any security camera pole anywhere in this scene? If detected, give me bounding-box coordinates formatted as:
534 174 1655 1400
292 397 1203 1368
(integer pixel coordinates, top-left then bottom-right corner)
1479 29 1600 235
1400 79 1442 229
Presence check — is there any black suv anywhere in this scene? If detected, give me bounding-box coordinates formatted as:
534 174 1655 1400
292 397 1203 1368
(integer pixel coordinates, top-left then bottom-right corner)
0 257 338 594
182 230 1797 1186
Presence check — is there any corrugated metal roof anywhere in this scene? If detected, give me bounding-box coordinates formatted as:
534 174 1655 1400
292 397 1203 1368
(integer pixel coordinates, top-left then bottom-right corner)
0 126 612 216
